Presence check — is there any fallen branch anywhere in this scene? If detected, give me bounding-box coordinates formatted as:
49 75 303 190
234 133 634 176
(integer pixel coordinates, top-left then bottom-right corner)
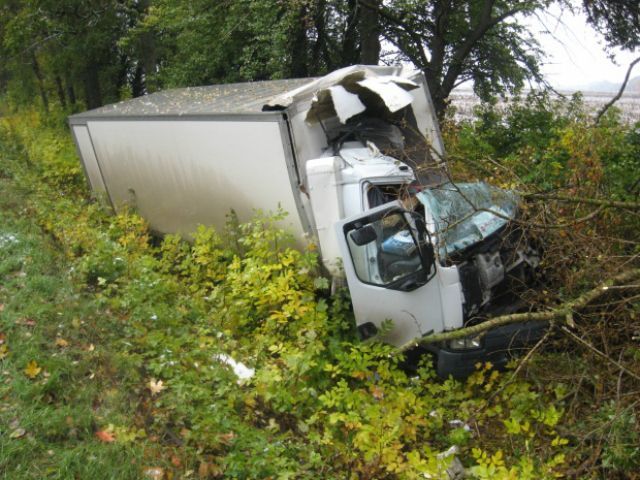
398 267 640 351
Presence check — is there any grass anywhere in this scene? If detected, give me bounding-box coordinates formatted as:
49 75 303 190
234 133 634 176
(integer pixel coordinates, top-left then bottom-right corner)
0 160 149 478
0 117 300 479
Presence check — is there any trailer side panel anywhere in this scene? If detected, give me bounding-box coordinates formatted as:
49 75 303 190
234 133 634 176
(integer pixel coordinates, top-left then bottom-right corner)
71 125 110 203
84 118 306 238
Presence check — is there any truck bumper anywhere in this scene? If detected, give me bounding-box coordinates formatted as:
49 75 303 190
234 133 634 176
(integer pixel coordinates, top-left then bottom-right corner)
431 321 549 379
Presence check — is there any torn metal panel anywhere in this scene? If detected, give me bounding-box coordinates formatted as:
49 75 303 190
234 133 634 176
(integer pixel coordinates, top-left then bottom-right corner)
356 77 417 113
265 65 404 109
313 85 366 124
265 65 421 125
304 69 420 124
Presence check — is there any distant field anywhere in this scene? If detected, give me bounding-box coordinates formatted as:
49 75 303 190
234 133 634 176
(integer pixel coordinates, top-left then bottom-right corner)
450 89 640 123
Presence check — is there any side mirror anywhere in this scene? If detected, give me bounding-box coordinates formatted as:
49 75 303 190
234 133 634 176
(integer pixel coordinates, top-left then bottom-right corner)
350 224 377 246
421 243 435 269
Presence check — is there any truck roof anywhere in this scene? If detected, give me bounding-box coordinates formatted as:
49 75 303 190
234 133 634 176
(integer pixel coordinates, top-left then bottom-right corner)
69 78 314 119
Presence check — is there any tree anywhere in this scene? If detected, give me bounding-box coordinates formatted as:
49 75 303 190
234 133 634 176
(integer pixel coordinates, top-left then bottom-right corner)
361 0 548 117
2 0 638 114
123 0 387 88
582 0 640 52
0 0 132 110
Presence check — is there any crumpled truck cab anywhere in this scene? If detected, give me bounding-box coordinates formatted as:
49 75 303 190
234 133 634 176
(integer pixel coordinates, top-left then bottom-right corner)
69 64 545 378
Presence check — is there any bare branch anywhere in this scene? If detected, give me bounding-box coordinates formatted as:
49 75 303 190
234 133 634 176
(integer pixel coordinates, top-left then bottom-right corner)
523 193 640 210
595 55 640 124
560 326 640 382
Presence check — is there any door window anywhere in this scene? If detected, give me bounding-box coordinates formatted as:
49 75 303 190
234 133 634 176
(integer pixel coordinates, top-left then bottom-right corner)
345 210 431 290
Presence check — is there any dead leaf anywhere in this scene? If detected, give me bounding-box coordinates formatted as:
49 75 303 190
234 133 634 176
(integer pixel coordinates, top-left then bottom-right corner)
197 462 210 478
143 467 165 479
85 343 95 352
9 428 26 439
148 378 166 396
95 429 116 442
0 332 6 344
170 455 181 467
0 304 4 312
24 360 41 379
371 386 384 400
218 432 236 444
17 318 36 327
0 345 8 360
197 461 222 478
55 338 69 348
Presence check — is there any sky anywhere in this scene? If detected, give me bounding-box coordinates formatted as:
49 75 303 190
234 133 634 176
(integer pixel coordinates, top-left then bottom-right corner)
526 5 639 91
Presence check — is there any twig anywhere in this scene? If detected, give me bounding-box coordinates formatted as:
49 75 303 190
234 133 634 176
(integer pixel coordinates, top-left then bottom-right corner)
522 192 640 210
560 326 640 382
480 324 554 409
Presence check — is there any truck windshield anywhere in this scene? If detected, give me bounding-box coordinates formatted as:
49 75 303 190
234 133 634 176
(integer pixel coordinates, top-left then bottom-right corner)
417 183 517 258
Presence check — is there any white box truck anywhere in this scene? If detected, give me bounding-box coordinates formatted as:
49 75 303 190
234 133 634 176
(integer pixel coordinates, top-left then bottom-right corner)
69 65 544 377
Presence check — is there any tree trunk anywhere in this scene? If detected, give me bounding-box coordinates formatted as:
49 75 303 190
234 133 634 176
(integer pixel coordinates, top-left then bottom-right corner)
83 63 102 109
134 0 157 94
55 75 67 109
31 53 49 112
289 5 309 77
131 63 145 98
340 0 360 66
359 0 380 65
66 77 77 108
114 53 129 100
311 0 328 71
423 73 448 120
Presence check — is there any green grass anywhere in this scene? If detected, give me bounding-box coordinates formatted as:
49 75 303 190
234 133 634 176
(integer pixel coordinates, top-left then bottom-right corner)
0 166 148 479
0 120 303 479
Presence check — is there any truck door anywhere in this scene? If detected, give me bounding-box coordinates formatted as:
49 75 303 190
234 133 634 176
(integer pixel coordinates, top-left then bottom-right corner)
335 202 446 347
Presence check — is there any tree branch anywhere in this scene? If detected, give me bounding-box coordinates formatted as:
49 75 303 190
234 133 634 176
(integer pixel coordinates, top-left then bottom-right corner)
595 55 640 124
441 2 524 94
523 193 640 210
398 267 640 351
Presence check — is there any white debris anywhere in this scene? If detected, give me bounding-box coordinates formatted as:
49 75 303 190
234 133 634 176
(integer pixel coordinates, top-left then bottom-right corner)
0 233 19 249
449 419 472 432
446 457 466 480
214 354 255 381
437 445 459 460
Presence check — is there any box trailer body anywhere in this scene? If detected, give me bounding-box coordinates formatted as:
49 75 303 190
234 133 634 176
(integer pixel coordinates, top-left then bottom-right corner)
70 65 544 377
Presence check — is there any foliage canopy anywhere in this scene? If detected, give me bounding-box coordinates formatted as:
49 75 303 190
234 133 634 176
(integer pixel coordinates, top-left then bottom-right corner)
1 0 637 117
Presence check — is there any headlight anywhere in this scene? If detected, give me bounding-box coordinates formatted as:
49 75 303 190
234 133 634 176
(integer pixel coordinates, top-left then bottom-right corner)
448 335 482 350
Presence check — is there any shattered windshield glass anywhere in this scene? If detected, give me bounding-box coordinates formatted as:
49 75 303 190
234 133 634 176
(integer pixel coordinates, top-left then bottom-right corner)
417 183 518 257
